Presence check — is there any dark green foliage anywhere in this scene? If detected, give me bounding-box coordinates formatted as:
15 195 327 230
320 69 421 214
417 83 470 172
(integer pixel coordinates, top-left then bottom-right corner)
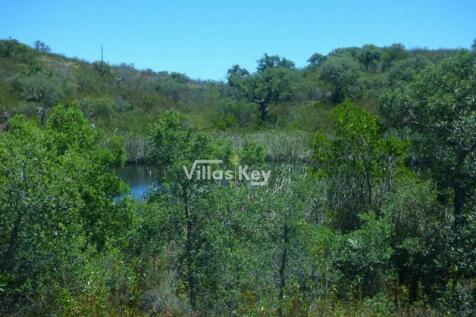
384 56 431 86
147 111 219 309
307 53 327 66
334 212 393 298
381 51 476 229
0 106 132 315
319 55 361 103
256 53 295 72
357 44 383 72
212 100 257 129
0 39 474 316
33 40 50 53
0 40 38 64
381 43 407 70
0 39 463 134
313 102 407 231
381 176 449 302
227 55 299 121
14 71 66 124
380 52 476 311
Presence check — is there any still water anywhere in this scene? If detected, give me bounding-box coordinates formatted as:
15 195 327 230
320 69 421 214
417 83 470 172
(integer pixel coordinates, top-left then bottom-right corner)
115 165 160 200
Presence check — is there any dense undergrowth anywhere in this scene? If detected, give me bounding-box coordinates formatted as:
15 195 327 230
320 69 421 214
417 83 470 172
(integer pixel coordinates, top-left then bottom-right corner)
0 39 475 316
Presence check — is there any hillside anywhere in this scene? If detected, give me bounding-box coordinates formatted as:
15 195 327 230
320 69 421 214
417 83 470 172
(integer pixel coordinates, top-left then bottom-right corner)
0 39 461 134
0 39 224 132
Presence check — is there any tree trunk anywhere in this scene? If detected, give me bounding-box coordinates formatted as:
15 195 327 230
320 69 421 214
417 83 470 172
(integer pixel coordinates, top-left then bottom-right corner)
259 102 269 121
278 222 289 317
183 186 196 309
453 154 466 231
453 181 466 231
332 87 343 104
38 106 47 126
365 170 373 211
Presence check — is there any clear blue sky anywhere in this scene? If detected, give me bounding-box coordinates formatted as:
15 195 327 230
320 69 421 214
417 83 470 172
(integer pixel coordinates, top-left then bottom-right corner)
1 0 475 80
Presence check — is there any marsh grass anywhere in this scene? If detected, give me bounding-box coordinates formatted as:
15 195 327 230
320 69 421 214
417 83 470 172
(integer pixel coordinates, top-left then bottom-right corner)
216 130 313 163
124 130 312 163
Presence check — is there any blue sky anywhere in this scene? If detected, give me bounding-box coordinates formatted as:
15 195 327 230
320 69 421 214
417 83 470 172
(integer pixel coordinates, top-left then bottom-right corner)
1 0 475 80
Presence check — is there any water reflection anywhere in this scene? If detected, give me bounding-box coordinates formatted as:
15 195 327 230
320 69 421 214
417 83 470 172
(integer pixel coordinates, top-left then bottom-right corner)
115 165 159 200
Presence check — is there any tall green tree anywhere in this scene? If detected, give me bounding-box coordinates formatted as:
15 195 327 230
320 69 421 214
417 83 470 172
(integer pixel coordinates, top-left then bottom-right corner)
227 55 297 121
381 43 407 70
381 51 476 231
320 56 360 103
0 116 84 313
357 44 383 72
307 53 327 66
381 176 449 302
312 102 406 232
46 105 128 249
147 111 217 309
256 54 295 72
0 105 129 314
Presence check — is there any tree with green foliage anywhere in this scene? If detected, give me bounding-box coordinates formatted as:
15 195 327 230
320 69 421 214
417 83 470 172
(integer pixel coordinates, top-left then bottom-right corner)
16 71 65 124
0 105 130 315
227 55 297 121
256 53 295 72
0 37 474 316
381 51 476 288
357 44 383 72
312 102 407 232
384 56 431 87
0 40 37 63
381 176 449 302
0 116 85 313
381 43 407 70
381 51 476 231
268 168 318 316
47 105 128 249
336 212 393 298
147 111 217 309
93 61 112 77
33 40 50 53
320 56 360 103
307 53 327 66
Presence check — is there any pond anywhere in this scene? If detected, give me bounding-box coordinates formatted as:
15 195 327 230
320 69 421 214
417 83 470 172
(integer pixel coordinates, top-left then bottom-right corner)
115 164 160 200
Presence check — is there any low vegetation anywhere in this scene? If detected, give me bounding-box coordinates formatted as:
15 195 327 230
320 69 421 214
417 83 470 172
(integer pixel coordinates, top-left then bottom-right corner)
0 39 475 316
